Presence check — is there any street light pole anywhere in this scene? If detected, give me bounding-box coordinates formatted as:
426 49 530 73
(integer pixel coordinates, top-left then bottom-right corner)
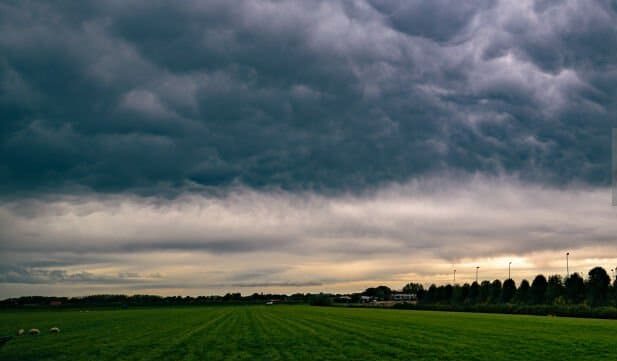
508 261 512 280
566 252 570 277
475 266 480 283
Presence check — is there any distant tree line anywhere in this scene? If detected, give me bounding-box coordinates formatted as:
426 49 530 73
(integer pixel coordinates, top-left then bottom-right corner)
0 292 318 308
385 267 617 319
404 267 616 307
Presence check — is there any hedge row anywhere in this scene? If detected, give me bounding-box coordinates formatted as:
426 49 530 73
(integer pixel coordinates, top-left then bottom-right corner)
392 302 617 319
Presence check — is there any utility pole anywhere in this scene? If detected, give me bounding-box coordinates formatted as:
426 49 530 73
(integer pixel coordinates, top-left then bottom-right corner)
566 252 570 277
508 261 512 280
475 266 480 283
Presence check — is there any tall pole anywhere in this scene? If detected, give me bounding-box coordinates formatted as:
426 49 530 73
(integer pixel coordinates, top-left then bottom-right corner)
508 261 512 280
475 266 480 283
453 269 456 283
566 252 570 277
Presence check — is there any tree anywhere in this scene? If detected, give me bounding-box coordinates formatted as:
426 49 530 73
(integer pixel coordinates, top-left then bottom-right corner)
423 284 438 304
363 285 392 300
309 293 332 306
443 285 454 303
490 280 502 303
612 276 617 306
516 279 530 303
546 275 564 304
403 282 424 296
451 285 464 304
565 273 585 304
501 279 516 303
530 275 548 304
461 283 470 303
479 281 491 303
587 267 610 306
375 285 392 301
468 281 479 304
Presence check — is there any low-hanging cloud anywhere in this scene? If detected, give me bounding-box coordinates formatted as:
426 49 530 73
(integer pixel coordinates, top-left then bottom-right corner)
1 175 615 296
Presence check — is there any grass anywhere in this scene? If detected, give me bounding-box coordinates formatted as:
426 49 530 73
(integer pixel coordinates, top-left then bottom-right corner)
1 305 616 361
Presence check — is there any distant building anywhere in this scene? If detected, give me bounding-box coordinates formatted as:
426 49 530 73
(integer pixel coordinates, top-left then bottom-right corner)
360 295 373 303
334 295 352 303
392 293 415 301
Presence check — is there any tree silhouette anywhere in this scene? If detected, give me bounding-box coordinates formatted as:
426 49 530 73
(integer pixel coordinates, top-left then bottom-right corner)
490 280 502 303
565 273 585 304
502 279 516 303
423 284 438 304
515 279 530 304
546 275 564 304
530 275 548 304
461 283 470 303
587 267 610 306
403 282 424 295
479 281 491 303
468 281 479 304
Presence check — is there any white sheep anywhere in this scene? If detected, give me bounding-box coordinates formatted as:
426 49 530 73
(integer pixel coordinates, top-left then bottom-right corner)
17 329 24 336
49 327 60 334
29 328 40 335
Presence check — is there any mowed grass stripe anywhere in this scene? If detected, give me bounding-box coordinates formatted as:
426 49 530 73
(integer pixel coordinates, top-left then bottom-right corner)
281 308 422 359
130 308 233 361
259 307 355 361
250 307 286 361
269 306 420 360
302 307 483 358
103 308 227 361
185 309 241 360
97 308 229 361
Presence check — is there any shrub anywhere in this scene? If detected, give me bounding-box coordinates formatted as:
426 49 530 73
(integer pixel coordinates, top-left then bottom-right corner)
309 294 333 306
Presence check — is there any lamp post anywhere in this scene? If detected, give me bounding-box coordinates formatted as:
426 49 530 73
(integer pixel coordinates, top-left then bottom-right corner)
475 266 480 283
566 252 570 277
508 261 512 280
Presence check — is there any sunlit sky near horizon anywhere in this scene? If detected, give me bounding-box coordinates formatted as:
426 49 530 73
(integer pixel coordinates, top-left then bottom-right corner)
1 0 617 298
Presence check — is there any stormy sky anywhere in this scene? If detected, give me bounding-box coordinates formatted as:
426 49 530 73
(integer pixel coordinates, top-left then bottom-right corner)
1 0 616 297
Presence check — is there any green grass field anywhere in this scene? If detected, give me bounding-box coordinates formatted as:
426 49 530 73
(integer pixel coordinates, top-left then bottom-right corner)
1 305 616 361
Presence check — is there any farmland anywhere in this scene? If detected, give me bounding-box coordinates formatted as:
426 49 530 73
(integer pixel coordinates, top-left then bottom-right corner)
1 305 616 361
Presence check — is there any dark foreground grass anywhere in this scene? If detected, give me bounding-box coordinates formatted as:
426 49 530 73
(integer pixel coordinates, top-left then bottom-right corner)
1 305 616 361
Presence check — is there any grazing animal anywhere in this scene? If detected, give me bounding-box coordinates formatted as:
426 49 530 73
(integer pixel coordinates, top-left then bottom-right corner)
0 336 13 347
50 327 60 334
29 329 40 336
17 329 24 336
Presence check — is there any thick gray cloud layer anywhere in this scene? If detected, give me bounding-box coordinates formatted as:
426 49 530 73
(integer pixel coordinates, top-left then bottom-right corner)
1 0 616 195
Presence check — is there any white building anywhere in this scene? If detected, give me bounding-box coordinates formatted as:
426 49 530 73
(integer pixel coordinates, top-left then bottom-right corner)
392 293 415 301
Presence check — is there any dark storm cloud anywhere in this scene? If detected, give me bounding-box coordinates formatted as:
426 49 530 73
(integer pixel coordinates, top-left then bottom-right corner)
1 0 615 196
368 0 495 42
